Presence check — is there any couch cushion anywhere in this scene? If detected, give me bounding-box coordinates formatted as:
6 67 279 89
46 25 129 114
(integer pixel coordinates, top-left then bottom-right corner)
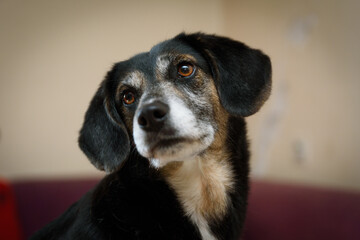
242 181 360 240
0 179 23 240
12 178 100 239
11 179 360 240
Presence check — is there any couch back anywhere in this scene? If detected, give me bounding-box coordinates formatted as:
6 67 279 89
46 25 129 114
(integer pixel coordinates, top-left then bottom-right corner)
9 179 360 240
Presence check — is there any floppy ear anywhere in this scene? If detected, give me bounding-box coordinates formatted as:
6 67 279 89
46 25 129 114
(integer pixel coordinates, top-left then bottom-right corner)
176 33 272 117
78 66 130 173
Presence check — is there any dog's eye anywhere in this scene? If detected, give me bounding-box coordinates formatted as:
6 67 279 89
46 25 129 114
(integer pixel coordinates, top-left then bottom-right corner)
178 63 195 77
122 91 136 105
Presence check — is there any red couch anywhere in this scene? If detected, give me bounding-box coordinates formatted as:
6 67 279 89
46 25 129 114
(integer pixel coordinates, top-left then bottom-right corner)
2 178 360 239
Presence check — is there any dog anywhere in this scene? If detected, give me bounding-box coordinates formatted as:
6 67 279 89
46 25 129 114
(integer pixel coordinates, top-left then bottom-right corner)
31 33 271 240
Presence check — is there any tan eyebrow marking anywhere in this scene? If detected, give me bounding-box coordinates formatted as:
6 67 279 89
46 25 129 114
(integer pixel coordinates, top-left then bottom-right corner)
116 71 146 103
174 54 197 64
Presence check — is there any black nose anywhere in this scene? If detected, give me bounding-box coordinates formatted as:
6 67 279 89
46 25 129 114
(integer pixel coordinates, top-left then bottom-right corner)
137 101 169 132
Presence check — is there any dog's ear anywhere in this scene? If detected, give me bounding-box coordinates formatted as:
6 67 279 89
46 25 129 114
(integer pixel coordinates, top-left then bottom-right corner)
78 66 130 173
176 33 272 117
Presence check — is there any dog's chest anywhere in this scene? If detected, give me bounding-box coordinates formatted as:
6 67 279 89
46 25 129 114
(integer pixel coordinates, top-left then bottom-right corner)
163 156 234 240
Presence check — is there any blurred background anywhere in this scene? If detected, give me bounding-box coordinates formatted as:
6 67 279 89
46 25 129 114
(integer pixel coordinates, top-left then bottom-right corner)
1 1 360 239
1 0 359 190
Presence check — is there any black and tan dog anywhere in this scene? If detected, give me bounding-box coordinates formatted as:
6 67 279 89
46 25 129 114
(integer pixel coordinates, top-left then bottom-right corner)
31 33 271 240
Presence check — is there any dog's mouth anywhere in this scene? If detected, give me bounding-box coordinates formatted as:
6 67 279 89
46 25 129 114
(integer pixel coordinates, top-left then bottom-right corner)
134 126 215 167
144 133 212 160
148 137 193 155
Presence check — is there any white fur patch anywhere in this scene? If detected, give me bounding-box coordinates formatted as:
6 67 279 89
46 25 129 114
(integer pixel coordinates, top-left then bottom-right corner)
167 95 213 141
156 55 171 76
122 71 144 89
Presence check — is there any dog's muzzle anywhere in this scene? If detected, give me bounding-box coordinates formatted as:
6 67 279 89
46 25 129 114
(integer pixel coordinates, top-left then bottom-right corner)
137 100 169 132
133 97 215 167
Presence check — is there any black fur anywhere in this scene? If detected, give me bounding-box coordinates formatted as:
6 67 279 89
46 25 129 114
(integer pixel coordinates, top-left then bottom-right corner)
175 33 271 117
31 33 271 240
78 70 130 172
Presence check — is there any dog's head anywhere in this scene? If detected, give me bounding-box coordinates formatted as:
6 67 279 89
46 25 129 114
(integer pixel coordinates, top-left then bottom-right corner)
79 33 271 172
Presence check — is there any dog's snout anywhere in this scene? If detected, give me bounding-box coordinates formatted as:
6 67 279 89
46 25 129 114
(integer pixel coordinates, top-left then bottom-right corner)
138 101 169 131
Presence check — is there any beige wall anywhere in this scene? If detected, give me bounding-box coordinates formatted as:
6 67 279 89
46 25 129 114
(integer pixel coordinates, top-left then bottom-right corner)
0 0 224 179
224 0 360 190
1 0 359 190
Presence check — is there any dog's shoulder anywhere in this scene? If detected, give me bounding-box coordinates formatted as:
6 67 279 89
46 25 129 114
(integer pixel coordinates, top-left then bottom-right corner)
89 155 202 239
31 158 201 240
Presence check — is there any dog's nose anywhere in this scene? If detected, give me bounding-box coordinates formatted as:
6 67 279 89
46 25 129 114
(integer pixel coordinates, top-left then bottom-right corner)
137 101 169 131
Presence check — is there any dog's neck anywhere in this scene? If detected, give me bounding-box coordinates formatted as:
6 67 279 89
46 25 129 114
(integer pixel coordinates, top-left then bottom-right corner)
161 147 234 240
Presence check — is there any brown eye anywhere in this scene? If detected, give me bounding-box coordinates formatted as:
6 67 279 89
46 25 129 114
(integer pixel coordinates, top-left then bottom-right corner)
123 91 136 105
178 63 195 77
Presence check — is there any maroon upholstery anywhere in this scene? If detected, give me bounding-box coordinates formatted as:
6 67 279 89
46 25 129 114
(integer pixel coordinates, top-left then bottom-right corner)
10 179 360 240
242 181 360 240
0 179 23 240
12 178 100 239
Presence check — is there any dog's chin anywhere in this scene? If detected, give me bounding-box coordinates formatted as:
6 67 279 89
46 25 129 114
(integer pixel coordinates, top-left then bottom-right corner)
136 137 213 168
